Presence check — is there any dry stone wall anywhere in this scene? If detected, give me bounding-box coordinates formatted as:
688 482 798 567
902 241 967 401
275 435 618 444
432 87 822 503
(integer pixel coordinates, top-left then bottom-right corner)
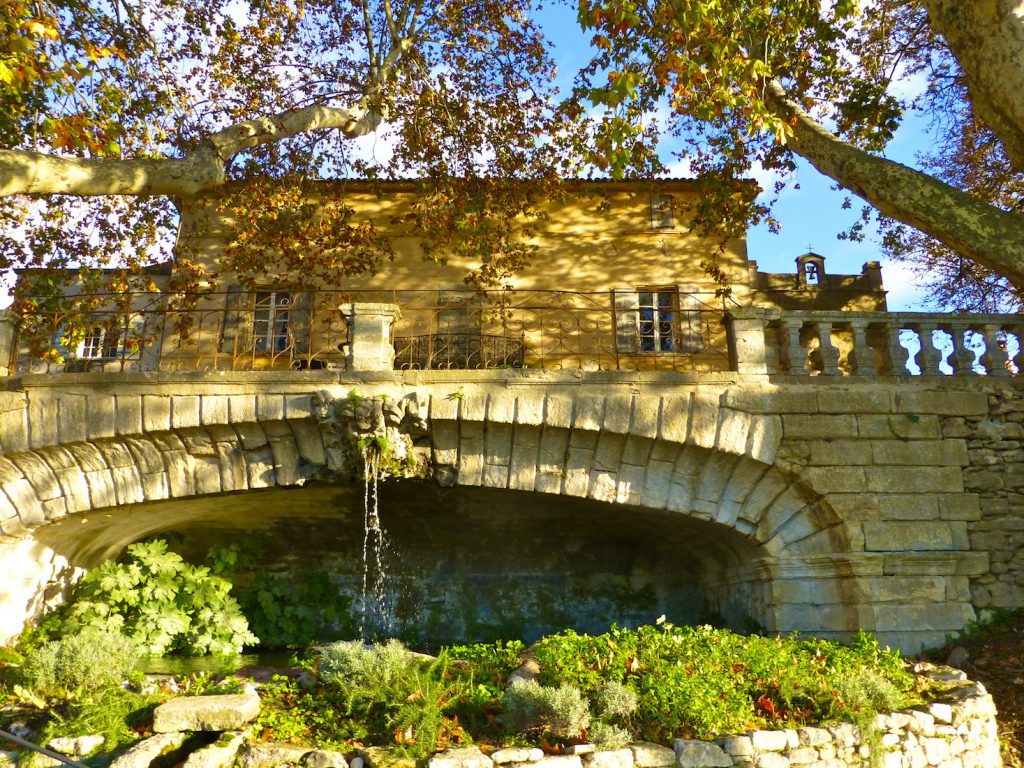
426 668 1002 768
945 386 1024 614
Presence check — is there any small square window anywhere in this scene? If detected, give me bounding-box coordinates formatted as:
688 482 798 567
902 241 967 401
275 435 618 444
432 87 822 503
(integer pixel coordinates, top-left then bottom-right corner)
651 194 674 229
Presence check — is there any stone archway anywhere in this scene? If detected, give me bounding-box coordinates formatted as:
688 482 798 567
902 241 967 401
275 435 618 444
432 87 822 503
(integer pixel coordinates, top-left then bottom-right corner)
0 386 857 645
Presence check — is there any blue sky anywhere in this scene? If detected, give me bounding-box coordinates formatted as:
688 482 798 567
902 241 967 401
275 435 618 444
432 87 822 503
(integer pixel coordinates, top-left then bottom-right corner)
541 1 934 311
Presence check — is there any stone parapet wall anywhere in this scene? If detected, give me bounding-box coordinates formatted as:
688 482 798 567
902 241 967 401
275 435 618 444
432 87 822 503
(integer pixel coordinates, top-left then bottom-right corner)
946 386 1024 614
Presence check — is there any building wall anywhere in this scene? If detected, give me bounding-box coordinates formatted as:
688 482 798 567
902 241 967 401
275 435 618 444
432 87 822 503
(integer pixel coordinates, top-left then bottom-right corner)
179 181 751 298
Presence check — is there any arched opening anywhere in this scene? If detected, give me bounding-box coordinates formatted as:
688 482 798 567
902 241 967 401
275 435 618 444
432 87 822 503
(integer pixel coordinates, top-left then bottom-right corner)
29 482 768 647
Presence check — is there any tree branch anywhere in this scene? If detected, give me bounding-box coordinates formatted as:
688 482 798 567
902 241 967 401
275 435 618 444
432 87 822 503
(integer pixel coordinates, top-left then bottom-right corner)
0 102 379 197
763 79 1024 288
921 0 1024 170
0 31 417 198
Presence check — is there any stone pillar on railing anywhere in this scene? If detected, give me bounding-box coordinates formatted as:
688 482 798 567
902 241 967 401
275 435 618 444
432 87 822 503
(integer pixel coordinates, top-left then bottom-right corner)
728 308 769 375
341 302 401 371
811 322 841 376
777 317 809 375
0 311 15 377
847 319 877 377
980 324 1012 377
947 323 976 376
912 322 945 375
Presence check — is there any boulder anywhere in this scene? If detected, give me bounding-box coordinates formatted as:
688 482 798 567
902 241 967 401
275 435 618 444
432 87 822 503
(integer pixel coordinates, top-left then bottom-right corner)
672 740 732 768
153 687 260 733
182 732 246 768
427 747 492 768
304 750 348 768
237 742 312 768
628 743 675 768
110 732 188 768
581 749 632 768
491 748 544 764
47 735 105 757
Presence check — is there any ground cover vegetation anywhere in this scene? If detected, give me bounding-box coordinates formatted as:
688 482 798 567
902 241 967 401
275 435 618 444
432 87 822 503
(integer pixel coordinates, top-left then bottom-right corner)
0 540 932 762
3 0 1024 313
1 621 928 766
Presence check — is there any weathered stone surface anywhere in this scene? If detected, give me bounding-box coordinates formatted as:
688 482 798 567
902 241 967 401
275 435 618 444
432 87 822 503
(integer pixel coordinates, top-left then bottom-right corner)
491 748 544 764
47 735 104 756
427 747 493 768
581 750 632 768
152 688 260 733
305 750 348 768
237 742 312 768
629 742 675 768
672 739 731 767
110 732 187 768
749 730 789 752
182 731 245 768
531 757 582 768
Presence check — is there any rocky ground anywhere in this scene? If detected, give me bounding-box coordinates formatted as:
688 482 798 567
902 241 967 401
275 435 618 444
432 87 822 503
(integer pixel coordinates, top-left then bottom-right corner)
933 609 1024 768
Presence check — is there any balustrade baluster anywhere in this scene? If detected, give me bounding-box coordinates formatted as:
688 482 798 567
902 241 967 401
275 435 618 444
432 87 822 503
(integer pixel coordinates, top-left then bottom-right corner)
948 323 977 376
878 322 907 375
912 323 945 375
778 318 809 375
812 322 841 376
980 324 1011 377
847 319 877 377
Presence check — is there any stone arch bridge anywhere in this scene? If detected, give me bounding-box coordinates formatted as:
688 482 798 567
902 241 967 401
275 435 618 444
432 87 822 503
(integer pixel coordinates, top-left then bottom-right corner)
0 366 1020 653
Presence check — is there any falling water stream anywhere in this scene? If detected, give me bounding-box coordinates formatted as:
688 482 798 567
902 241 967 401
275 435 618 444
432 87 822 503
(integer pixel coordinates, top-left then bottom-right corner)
359 447 393 639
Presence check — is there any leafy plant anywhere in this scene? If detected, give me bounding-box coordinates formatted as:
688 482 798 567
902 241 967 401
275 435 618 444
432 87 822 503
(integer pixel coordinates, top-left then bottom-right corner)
32 685 161 755
41 539 257 656
532 621 921 742
315 640 467 758
499 679 591 741
20 627 139 695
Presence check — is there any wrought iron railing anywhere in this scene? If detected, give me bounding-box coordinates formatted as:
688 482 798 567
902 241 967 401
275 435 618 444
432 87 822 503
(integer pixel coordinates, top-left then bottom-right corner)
6 289 733 374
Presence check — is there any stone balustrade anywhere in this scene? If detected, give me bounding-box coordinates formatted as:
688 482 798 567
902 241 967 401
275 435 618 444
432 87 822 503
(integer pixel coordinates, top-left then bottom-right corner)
730 308 1024 378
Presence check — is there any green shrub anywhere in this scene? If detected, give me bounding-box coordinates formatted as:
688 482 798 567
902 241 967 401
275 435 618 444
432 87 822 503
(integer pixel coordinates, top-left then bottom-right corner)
597 680 638 722
314 640 465 758
21 628 139 694
532 621 920 742
588 721 632 749
318 639 415 695
499 679 591 740
45 539 257 656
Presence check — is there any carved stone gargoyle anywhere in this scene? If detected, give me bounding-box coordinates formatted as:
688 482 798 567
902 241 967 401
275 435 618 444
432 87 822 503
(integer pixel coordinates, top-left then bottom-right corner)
312 390 431 480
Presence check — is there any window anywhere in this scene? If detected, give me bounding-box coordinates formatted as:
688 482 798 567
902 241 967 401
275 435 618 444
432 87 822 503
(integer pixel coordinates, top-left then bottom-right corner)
638 290 677 351
79 327 108 358
614 287 704 354
252 290 292 353
651 194 674 229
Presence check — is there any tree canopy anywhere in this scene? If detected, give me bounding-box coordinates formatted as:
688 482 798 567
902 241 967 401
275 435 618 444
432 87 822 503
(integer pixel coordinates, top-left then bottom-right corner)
2 0 1024 310
575 0 1024 309
0 0 574 294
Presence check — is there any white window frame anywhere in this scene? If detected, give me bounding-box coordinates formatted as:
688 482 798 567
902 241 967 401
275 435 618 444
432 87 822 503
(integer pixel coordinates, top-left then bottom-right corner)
251 290 293 354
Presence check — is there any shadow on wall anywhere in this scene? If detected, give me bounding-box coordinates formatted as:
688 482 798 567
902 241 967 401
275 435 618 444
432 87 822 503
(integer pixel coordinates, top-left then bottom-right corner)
27 483 768 647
